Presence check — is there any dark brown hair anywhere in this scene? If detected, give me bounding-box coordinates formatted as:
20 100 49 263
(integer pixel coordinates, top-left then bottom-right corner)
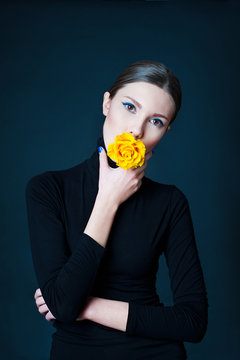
108 60 182 125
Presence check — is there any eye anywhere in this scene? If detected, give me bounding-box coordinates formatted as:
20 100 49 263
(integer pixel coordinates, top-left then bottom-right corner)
150 118 164 127
122 102 136 113
122 102 164 128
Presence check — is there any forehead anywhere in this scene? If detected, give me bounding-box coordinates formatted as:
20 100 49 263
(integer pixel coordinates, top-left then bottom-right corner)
116 81 175 117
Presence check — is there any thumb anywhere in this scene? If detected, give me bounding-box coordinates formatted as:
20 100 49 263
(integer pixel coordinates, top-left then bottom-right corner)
98 146 109 170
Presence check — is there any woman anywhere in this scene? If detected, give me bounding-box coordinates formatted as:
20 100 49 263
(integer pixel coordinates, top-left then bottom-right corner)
25 60 208 359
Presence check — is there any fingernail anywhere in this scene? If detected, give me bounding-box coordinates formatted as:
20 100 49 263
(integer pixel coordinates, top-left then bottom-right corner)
98 146 102 153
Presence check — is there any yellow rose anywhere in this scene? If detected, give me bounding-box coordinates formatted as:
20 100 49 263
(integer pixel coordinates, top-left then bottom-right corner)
107 132 146 170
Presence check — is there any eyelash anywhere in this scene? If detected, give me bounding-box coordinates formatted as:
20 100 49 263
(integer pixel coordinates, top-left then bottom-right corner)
122 102 164 127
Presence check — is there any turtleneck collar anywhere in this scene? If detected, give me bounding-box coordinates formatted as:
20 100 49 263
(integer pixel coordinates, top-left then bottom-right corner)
86 132 119 178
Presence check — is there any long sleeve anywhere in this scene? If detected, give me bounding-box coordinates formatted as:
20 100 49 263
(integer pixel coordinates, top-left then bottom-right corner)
25 172 106 323
125 186 209 343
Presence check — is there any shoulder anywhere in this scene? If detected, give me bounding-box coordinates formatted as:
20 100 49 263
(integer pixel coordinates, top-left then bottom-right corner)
143 176 188 204
142 177 191 222
169 184 189 205
25 159 88 209
26 158 87 189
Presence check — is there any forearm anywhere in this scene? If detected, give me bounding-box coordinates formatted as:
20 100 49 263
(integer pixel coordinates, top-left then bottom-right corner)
84 193 119 248
86 297 129 332
127 300 208 342
83 297 207 342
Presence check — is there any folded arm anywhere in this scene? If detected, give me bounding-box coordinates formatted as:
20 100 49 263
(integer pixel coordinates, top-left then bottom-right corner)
78 187 209 343
26 172 115 323
30 177 208 343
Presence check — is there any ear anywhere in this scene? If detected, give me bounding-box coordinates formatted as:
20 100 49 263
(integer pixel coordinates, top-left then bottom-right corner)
102 91 112 116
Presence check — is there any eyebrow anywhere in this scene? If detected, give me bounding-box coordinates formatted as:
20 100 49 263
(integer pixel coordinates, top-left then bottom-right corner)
123 96 170 122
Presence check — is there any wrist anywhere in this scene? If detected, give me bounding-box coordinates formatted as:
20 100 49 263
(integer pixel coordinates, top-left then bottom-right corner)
96 192 119 211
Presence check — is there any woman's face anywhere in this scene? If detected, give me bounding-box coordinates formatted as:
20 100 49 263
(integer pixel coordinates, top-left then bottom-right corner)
102 81 175 155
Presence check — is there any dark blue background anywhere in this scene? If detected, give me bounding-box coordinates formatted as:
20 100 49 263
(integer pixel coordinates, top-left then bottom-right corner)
1 1 239 359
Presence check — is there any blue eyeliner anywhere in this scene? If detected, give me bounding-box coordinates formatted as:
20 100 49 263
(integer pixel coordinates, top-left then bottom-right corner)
122 102 136 111
122 102 164 127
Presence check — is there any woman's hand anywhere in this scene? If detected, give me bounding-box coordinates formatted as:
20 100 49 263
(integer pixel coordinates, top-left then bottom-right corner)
98 147 152 207
83 147 152 248
34 288 91 322
34 288 56 322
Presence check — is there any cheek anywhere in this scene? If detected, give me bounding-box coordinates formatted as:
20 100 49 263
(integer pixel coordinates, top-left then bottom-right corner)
148 134 162 147
104 113 125 145
106 107 119 126
104 116 116 136
107 109 125 133
145 133 164 150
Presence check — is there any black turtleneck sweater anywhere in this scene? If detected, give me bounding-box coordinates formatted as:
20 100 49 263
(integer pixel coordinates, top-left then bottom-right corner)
25 134 208 359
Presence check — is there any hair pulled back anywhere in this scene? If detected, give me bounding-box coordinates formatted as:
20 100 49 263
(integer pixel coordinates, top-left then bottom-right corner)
108 60 182 125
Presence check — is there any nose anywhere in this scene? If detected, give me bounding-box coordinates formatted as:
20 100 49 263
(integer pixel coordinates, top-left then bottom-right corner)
128 124 144 140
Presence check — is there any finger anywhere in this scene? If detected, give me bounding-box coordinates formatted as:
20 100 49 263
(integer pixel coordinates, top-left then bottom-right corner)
38 304 49 314
34 288 42 300
45 312 51 322
45 311 56 322
139 171 145 180
138 179 142 188
98 147 109 170
36 296 46 307
133 178 142 193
